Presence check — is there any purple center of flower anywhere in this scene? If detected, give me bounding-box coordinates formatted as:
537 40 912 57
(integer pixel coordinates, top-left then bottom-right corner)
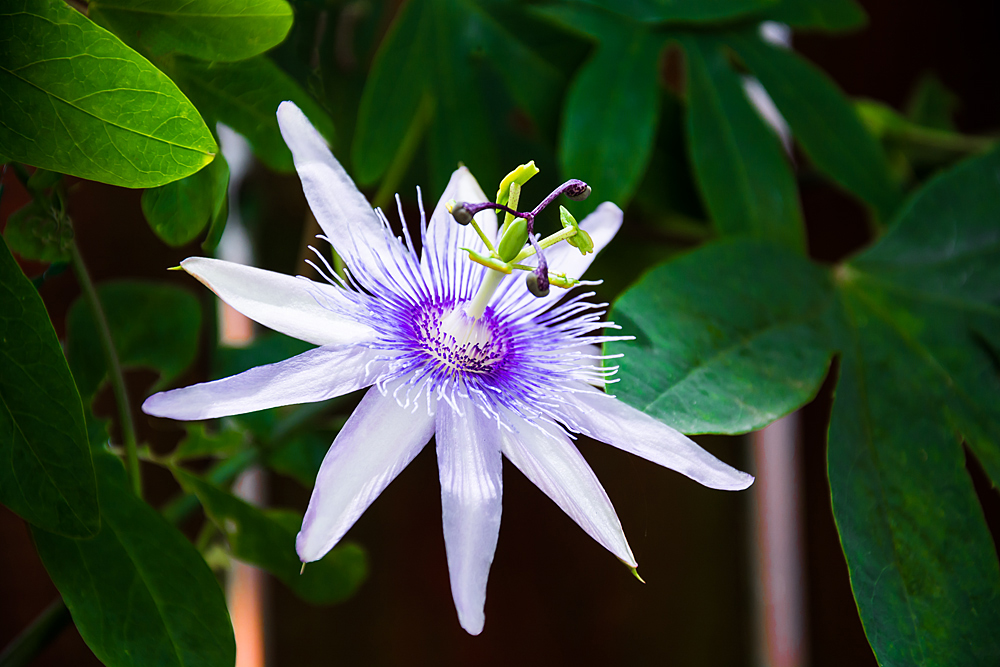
416 303 507 377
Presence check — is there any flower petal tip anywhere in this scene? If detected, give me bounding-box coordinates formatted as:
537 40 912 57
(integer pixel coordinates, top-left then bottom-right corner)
458 612 485 636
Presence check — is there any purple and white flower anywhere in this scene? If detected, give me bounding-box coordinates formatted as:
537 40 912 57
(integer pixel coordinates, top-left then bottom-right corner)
143 101 753 635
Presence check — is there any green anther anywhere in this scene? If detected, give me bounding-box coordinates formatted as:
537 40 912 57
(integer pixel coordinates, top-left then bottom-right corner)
560 205 594 255
548 273 580 289
496 160 540 207
496 217 529 262
462 248 513 273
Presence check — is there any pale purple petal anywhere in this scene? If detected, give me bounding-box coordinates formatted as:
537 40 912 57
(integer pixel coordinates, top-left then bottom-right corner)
277 101 406 281
422 167 496 299
181 257 375 347
436 395 503 635
493 202 623 315
296 382 435 562
499 416 636 567
142 346 382 421
564 387 754 491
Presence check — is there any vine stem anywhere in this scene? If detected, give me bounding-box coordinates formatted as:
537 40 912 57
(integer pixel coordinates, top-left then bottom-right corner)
70 242 142 498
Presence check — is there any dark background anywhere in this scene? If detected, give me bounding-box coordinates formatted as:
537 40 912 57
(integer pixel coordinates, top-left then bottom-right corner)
2 0 998 664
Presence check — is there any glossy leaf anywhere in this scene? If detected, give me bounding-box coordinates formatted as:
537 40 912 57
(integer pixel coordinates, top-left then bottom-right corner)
90 0 293 62
682 35 805 251
763 0 867 31
559 23 663 213
353 0 562 192
33 453 236 667
727 31 902 221
174 468 368 605
829 286 1000 666
168 55 334 173
575 0 776 23
608 239 834 434
0 0 217 188
0 237 98 537
142 153 230 247
66 281 201 403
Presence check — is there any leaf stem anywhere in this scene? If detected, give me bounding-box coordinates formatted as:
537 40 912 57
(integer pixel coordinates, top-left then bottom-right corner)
0 598 71 667
70 243 142 498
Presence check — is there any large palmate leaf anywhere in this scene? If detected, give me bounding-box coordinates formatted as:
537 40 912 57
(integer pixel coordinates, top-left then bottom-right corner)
576 0 776 23
66 281 202 404
681 35 805 251
0 238 98 537
0 0 216 188
353 0 562 192
608 239 834 434
168 56 334 173
828 149 1000 665
553 11 664 214
33 453 236 667
726 30 902 221
90 0 292 62
142 153 230 247
174 468 367 605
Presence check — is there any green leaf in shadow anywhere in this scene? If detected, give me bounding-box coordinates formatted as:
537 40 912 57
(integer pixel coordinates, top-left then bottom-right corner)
0 237 98 537
142 153 230 247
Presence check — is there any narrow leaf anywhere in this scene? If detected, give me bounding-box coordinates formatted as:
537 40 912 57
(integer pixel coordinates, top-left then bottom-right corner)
0 0 217 188
0 237 98 537
90 0 293 62
33 453 236 667
682 35 805 251
727 31 902 220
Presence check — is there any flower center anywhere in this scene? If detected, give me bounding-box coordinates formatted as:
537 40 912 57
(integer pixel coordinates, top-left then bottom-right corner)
417 305 506 376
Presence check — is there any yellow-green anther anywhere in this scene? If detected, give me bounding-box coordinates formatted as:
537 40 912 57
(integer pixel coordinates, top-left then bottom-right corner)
497 217 529 262
560 206 594 255
496 161 540 207
462 248 512 273
548 273 580 289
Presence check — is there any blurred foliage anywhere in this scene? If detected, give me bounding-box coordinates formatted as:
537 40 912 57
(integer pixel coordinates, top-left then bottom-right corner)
1 0 998 665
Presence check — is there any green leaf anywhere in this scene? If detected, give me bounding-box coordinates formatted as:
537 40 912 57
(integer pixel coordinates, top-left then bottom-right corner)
608 239 834 434
681 35 805 251
66 281 201 404
906 75 959 131
89 0 293 62
828 287 1000 666
763 0 867 31
575 0 776 23
2 200 73 262
0 0 217 188
726 31 902 221
559 23 663 213
174 468 368 605
266 426 344 486
0 237 98 537
171 420 247 461
353 0 562 192
33 453 236 667
168 55 334 172
142 153 229 247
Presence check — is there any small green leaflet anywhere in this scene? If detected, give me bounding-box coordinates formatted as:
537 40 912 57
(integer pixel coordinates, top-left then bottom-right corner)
0 0 217 188
33 453 236 667
0 237 99 537
90 0 293 62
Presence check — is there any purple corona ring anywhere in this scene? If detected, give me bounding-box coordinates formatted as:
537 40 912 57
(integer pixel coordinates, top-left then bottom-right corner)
142 101 753 635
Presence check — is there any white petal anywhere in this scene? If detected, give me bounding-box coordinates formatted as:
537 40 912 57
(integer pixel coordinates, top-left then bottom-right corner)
565 387 754 491
181 257 375 347
436 396 503 635
422 167 497 296
494 202 623 315
499 416 635 567
142 345 382 421
296 382 435 562
277 101 404 281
